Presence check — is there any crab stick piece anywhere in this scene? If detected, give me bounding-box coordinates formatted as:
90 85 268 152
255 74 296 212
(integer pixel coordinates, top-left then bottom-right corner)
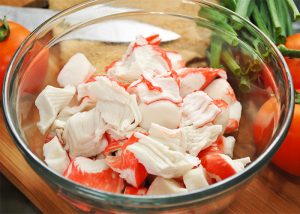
43 136 70 175
127 132 200 179
176 67 227 97
107 36 170 83
64 157 124 193
77 76 142 132
181 91 221 128
183 165 209 191
35 85 75 134
62 108 107 158
57 53 95 87
105 134 148 188
147 177 187 195
201 153 250 181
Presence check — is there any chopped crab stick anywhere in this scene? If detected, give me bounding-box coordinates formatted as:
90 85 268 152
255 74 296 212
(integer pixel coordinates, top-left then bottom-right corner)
138 101 181 130
181 91 221 128
105 134 148 188
43 136 70 175
57 53 95 87
35 85 76 134
128 74 182 105
124 186 148 195
107 36 171 83
62 108 107 158
147 177 187 195
225 101 242 133
204 78 237 105
182 125 222 156
176 67 227 97
198 136 235 158
127 132 200 178
201 153 250 181
183 165 209 191
166 51 185 70
78 76 142 132
64 157 124 193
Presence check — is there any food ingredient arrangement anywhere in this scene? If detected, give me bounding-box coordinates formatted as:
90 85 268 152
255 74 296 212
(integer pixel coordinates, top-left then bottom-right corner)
198 0 300 176
35 35 250 194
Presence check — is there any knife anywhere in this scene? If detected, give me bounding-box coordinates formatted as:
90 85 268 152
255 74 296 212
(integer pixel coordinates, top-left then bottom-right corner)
0 5 180 43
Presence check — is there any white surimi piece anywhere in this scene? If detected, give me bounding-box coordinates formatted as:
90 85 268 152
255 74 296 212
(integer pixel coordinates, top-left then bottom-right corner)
57 53 96 87
63 108 107 158
139 101 181 130
223 136 235 158
77 76 142 131
127 132 200 178
43 136 70 175
107 36 170 83
35 85 76 134
147 177 187 195
181 91 221 128
183 165 209 191
182 125 223 156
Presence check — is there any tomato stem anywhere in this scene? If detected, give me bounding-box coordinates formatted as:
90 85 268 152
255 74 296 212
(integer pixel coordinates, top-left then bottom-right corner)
0 16 10 41
295 90 300 104
278 44 300 58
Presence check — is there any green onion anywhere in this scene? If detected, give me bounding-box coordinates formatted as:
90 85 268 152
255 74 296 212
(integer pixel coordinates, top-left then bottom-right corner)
252 5 272 40
239 75 251 92
285 0 300 21
266 0 282 35
221 48 241 76
210 36 223 68
221 0 237 11
278 44 300 58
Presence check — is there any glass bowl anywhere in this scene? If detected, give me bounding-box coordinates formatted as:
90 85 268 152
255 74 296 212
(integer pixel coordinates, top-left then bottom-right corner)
2 0 294 213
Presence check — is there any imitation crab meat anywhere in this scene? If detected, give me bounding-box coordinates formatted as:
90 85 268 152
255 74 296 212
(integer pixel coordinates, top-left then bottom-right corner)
105 134 148 188
57 53 95 87
36 34 250 196
64 157 124 193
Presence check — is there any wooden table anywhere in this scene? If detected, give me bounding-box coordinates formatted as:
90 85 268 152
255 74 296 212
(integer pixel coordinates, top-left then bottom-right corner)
1 1 300 213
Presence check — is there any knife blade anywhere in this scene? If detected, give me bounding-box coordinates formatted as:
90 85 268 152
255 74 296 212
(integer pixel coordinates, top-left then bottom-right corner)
0 5 180 43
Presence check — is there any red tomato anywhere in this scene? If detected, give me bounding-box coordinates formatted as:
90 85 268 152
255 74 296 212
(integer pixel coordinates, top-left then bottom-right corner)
284 33 300 89
0 18 30 96
254 94 300 176
272 100 300 176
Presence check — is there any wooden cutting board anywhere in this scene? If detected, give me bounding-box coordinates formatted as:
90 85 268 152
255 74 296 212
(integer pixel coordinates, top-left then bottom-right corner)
1 1 300 213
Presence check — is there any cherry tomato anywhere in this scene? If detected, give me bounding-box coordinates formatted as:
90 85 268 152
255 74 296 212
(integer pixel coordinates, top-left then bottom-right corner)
284 33 300 89
0 17 30 96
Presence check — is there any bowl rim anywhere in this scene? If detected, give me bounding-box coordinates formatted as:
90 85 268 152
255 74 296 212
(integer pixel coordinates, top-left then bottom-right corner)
2 0 295 208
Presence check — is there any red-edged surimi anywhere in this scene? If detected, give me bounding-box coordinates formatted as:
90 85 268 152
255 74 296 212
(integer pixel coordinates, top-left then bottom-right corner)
176 67 227 97
105 134 148 188
127 132 200 178
64 157 124 193
201 153 250 181
181 91 221 128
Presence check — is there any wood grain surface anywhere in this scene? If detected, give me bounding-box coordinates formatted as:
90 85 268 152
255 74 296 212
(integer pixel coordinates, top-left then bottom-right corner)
1 0 300 213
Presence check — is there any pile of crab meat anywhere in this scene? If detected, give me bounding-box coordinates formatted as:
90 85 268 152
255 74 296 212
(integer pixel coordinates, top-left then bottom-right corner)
36 35 250 195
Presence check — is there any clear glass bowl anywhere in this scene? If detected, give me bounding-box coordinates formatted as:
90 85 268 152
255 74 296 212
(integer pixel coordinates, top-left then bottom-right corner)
2 0 294 213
